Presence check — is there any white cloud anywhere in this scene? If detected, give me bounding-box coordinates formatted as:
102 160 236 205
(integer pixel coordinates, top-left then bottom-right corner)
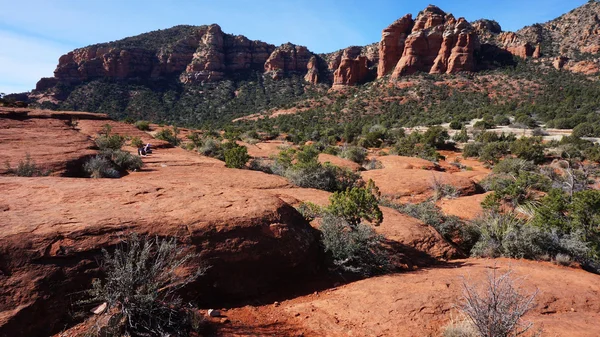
0 31 72 93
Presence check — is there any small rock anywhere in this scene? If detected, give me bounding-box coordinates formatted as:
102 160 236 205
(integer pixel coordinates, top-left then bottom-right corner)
294 313 301 317
273 301 280 307
207 309 221 317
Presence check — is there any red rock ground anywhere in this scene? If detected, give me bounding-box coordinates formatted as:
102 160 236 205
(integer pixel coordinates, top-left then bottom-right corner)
4 108 599 337
215 259 600 337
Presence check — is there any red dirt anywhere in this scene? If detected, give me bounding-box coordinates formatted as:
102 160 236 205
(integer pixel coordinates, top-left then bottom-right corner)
217 258 600 337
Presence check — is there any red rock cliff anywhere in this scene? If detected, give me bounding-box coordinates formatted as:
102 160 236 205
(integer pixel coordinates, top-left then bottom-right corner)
382 6 479 78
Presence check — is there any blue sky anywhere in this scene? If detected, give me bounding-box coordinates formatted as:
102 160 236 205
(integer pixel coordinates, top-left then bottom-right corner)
0 0 587 94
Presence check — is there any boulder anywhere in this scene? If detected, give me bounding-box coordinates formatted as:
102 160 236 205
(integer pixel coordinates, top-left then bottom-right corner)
361 168 477 202
318 154 362 172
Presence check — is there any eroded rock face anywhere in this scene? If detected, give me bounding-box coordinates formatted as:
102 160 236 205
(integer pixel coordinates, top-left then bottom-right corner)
498 32 536 59
332 47 369 86
387 6 479 78
48 24 280 86
304 55 320 84
264 43 313 79
377 14 415 78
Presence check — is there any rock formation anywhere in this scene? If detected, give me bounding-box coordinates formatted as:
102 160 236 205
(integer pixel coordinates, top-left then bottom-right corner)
30 2 600 97
379 6 479 78
498 32 536 59
264 43 313 79
332 47 369 86
377 14 414 78
0 108 320 336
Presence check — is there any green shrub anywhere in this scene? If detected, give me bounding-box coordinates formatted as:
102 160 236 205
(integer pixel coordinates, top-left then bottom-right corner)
319 214 387 276
83 235 205 336
510 137 545 164
473 120 494 130
479 142 510 165
134 120 151 131
104 149 143 171
462 143 483 158
492 158 536 175
449 121 463 130
340 145 367 164
327 180 383 227
223 142 250 169
130 136 144 149
96 134 125 151
453 128 469 143
4 154 50 177
155 128 180 146
197 137 222 158
84 156 120 178
494 115 511 126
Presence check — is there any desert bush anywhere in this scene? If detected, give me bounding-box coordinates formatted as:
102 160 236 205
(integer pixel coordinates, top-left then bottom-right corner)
130 136 144 149
493 158 536 176
285 162 362 192
295 201 323 221
443 317 478 337
319 214 387 276
363 158 383 170
479 142 510 165
223 142 250 168
274 146 363 192
197 137 222 158
460 269 538 337
510 137 545 164
104 149 143 172
96 134 125 151
134 120 151 131
494 115 511 126
83 235 205 336
84 156 120 178
248 158 273 174
462 143 483 158
432 176 459 200
155 128 180 146
449 121 463 130
473 120 494 130
340 145 367 164
327 180 383 227
4 154 49 177
453 128 470 143
554 253 573 266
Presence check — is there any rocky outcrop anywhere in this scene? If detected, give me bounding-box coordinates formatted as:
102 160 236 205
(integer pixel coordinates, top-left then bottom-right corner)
264 43 313 79
44 24 284 87
0 112 319 336
498 32 536 59
377 14 415 78
430 18 478 74
304 56 319 84
332 47 369 86
0 108 99 176
386 6 479 78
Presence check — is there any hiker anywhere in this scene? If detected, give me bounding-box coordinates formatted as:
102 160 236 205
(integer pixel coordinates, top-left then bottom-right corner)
144 143 152 154
138 146 147 156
